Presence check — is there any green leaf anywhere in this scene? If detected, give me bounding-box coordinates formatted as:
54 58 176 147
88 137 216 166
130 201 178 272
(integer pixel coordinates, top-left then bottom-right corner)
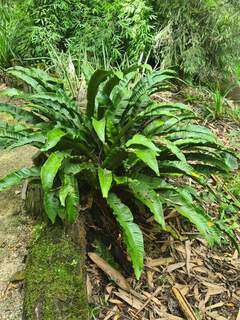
86 70 111 118
225 153 238 170
107 193 144 279
143 119 164 136
0 88 23 98
185 152 230 172
64 162 96 175
92 117 106 143
59 184 71 207
144 102 192 115
102 146 128 171
158 160 204 182
59 174 79 223
161 189 221 245
0 103 42 124
0 129 25 140
130 70 175 111
41 128 66 151
156 138 186 162
98 168 112 198
128 179 165 229
7 66 63 91
7 68 44 92
65 176 79 223
8 132 46 149
105 73 134 137
134 148 160 176
0 167 40 192
59 174 72 206
132 174 173 190
175 202 221 245
113 175 129 185
81 62 95 83
44 191 62 224
41 151 66 191
126 134 159 152
168 130 218 144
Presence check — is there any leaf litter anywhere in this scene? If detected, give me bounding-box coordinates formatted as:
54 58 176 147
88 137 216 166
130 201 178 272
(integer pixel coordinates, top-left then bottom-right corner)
88 230 240 319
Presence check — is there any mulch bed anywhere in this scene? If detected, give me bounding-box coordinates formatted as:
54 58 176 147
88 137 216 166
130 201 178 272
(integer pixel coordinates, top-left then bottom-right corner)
87 235 240 320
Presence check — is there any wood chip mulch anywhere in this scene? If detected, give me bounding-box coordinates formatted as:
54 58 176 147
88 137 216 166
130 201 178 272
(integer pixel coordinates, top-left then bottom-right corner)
87 235 240 320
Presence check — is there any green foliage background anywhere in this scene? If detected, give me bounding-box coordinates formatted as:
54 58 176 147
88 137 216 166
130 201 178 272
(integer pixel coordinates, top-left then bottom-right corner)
0 0 240 82
152 0 240 83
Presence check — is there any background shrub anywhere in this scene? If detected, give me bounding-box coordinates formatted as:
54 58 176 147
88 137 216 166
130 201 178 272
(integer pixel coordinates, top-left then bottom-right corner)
10 0 153 68
152 0 240 83
0 1 27 68
1 0 240 84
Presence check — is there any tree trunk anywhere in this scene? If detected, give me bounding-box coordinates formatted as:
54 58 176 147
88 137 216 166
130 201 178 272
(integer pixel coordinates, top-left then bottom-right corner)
23 183 89 320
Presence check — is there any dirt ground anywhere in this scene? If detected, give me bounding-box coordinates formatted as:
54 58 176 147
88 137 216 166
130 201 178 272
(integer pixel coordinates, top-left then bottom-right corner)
0 146 35 320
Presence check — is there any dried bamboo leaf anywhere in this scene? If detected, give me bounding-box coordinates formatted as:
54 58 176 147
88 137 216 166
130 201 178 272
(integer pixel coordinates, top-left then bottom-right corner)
172 286 198 320
88 252 131 292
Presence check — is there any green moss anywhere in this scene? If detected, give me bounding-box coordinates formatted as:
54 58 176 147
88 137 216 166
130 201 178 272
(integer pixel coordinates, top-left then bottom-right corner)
23 223 89 320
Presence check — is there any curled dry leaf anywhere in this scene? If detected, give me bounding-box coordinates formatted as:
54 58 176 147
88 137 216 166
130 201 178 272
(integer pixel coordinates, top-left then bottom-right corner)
146 256 174 267
167 262 185 273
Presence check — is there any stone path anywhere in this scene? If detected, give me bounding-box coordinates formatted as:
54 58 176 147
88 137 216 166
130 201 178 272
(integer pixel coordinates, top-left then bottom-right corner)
0 146 35 320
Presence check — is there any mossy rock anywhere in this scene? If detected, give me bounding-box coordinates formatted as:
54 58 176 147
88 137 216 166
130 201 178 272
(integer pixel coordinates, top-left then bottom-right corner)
22 223 89 320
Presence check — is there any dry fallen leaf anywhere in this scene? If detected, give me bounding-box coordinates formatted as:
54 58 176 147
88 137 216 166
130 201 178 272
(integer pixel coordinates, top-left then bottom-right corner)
167 262 185 273
146 257 174 267
88 252 131 292
236 308 240 320
135 286 162 315
205 301 225 311
109 299 123 305
172 286 198 320
174 283 190 296
202 281 227 304
147 270 154 289
154 312 185 320
206 311 228 320
114 289 143 310
86 274 92 303
193 284 200 302
185 240 191 276
142 290 162 307
103 306 119 320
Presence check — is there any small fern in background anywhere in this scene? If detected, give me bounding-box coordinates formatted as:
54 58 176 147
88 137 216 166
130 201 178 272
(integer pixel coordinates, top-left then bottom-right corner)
0 65 238 278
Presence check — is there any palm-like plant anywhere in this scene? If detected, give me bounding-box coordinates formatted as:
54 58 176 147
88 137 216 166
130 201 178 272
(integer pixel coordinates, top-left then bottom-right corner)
0 65 237 279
